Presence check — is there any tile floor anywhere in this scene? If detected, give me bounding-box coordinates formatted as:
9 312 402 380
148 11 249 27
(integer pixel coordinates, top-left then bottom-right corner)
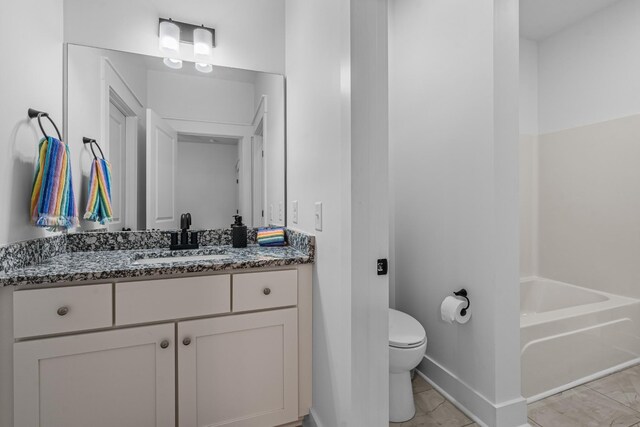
389 375 477 427
528 364 640 427
392 364 640 427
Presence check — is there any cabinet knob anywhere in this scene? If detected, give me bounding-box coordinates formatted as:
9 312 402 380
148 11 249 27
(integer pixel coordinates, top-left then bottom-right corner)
160 340 170 349
263 287 271 295
57 306 69 316
183 337 192 346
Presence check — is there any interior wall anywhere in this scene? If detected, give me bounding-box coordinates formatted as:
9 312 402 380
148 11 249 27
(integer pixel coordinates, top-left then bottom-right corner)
176 140 238 229
63 0 285 74
537 0 640 134
286 0 390 424
285 0 351 423
518 38 538 278
389 0 525 425
0 2 64 425
530 0 640 297
537 116 640 297
0 0 64 246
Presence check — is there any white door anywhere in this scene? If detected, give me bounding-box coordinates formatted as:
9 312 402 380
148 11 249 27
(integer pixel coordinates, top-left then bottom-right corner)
146 109 178 230
178 309 298 427
108 101 127 231
14 324 175 427
252 135 264 227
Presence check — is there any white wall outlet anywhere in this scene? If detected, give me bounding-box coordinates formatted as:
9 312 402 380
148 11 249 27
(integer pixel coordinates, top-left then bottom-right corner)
269 204 274 222
292 201 299 224
278 202 283 222
314 202 322 231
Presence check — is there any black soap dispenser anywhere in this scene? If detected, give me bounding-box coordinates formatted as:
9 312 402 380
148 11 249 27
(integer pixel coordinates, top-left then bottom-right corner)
231 215 247 248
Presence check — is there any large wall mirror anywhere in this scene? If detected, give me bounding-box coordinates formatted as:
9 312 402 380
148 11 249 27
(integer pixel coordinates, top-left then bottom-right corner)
65 44 285 231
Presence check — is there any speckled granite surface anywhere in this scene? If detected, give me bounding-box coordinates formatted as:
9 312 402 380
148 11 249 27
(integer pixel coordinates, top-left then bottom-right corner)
0 235 67 273
0 228 314 287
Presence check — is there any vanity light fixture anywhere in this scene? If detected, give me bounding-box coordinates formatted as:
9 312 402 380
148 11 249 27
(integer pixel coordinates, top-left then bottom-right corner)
158 18 216 71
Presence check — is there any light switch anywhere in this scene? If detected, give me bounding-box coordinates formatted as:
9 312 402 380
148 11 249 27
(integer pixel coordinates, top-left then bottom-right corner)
314 202 322 231
292 201 298 224
278 202 283 222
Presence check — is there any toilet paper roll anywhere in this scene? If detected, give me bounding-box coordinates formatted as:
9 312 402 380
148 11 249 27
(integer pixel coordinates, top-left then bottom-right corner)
440 296 471 324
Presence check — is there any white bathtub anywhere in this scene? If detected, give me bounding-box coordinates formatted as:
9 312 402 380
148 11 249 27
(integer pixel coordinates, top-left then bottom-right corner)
521 277 640 402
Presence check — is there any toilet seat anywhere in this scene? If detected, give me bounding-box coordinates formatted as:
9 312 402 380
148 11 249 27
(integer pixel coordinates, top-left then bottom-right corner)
389 308 426 349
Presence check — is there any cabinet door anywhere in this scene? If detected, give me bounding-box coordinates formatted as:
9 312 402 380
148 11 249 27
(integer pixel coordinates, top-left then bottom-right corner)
178 308 298 427
14 324 175 427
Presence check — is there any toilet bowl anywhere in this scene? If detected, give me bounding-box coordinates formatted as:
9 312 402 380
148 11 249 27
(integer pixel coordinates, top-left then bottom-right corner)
389 308 427 423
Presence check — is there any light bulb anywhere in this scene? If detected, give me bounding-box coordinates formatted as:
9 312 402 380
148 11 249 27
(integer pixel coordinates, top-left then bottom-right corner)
163 57 183 69
195 62 213 73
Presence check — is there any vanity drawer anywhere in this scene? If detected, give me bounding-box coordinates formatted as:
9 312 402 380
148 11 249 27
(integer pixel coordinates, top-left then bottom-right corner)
233 270 298 312
13 284 113 338
115 275 231 325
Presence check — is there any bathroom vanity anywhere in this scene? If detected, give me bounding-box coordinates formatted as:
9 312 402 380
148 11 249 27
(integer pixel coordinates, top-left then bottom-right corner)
2 229 314 427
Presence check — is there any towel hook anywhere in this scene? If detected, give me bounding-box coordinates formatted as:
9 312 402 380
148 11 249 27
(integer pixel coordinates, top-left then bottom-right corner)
82 137 106 160
453 289 470 316
28 108 62 141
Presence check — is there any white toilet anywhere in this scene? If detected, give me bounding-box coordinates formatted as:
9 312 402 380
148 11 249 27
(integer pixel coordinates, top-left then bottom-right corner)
389 308 427 422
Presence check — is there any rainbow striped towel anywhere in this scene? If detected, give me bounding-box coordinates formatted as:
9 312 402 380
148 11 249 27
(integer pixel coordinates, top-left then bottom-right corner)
257 227 286 246
30 137 78 231
84 157 113 224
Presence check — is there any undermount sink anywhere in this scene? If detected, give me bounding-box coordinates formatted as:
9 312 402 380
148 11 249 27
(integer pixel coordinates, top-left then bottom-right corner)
133 254 231 265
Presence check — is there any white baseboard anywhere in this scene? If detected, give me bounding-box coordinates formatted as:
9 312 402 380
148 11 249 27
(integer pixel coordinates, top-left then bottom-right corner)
304 408 324 427
418 356 528 427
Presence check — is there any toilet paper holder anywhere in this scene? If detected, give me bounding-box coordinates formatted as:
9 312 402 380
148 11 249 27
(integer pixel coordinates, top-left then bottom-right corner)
453 289 470 316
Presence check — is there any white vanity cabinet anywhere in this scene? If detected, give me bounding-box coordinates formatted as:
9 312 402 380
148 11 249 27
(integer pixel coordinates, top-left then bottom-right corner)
12 265 312 427
14 323 176 427
178 308 298 427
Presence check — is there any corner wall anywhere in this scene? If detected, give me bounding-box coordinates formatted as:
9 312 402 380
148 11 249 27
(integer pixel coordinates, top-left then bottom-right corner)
286 0 390 425
389 0 526 425
0 0 64 246
0 3 64 425
285 0 353 424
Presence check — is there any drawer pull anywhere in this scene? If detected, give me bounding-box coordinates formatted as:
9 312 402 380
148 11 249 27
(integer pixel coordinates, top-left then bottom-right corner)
263 287 271 295
160 339 170 349
56 306 69 316
183 337 192 346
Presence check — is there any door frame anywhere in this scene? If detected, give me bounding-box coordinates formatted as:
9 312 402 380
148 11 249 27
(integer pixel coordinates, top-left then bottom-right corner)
252 96 269 226
101 57 141 230
165 118 254 226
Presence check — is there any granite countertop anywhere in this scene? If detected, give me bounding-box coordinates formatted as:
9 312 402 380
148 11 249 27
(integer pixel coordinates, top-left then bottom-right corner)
0 228 315 287
0 245 311 286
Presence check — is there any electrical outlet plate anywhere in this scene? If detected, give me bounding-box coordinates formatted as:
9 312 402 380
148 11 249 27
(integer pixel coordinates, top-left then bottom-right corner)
278 202 283 222
314 202 322 231
269 204 274 221
292 201 298 224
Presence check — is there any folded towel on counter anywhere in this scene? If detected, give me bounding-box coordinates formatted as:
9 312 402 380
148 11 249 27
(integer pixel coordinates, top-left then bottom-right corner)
30 137 78 231
257 227 286 246
84 157 113 224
